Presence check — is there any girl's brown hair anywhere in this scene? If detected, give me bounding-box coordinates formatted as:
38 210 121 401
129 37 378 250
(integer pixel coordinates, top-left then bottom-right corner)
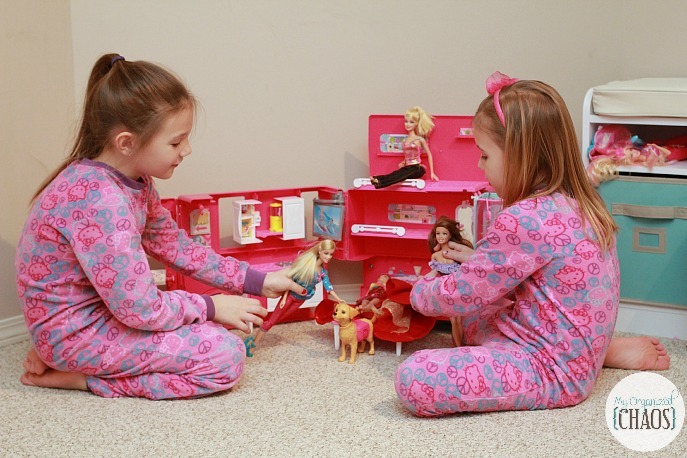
428 216 473 252
32 53 195 202
473 79 617 252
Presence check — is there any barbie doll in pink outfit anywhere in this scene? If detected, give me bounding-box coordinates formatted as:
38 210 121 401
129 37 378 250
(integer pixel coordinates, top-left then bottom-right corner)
371 106 439 189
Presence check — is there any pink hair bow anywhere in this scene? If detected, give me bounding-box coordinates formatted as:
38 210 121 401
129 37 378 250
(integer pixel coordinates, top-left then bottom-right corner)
486 71 518 126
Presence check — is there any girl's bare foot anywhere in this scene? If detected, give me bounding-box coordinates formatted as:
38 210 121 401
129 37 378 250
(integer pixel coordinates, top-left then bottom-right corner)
20 348 88 391
603 336 670 371
450 317 463 347
23 348 49 375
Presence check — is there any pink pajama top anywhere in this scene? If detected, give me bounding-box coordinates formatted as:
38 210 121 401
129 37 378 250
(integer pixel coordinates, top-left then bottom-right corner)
15 159 265 340
410 192 620 394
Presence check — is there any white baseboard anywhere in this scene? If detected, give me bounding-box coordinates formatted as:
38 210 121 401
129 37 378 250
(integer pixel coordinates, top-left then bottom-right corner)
2 294 683 348
0 315 28 347
615 301 687 340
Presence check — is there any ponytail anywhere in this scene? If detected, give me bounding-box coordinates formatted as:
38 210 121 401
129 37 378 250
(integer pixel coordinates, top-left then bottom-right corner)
32 53 195 203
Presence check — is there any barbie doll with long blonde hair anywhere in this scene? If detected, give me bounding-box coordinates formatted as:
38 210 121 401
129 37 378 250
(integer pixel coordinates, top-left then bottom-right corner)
261 239 343 332
371 106 439 189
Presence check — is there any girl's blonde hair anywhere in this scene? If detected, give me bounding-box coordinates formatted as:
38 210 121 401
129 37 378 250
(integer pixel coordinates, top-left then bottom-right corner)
473 79 617 252
405 106 435 138
32 53 196 202
288 239 336 286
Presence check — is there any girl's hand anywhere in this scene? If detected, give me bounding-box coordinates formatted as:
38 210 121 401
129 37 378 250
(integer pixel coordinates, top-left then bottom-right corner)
430 172 439 181
261 269 307 298
211 294 268 333
438 241 475 264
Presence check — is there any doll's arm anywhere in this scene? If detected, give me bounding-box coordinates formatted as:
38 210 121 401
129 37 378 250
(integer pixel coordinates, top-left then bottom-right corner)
420 138 439 181
321 269 343 303
328 289 344 303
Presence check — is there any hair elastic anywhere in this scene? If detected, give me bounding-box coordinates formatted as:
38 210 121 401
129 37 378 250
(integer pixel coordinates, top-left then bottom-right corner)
485 71 518 126
111 55 126 65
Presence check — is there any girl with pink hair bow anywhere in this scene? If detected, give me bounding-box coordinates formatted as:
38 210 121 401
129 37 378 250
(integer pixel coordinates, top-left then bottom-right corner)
395 72 670 417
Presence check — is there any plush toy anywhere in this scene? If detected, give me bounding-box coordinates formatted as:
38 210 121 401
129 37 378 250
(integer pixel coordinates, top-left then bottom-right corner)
331 302 375 364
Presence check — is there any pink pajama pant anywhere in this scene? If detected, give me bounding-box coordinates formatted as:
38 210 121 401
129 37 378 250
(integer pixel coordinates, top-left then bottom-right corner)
394 306 593 417
34 313 246 400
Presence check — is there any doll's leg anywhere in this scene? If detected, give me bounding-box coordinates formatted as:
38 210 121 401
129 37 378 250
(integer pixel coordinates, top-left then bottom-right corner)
449 317 463 347
371 169 403 189
358 297 381 314
369 167 413 187
373 165 425 189
406 164 426 180
357 299 371 312
260 294 305 332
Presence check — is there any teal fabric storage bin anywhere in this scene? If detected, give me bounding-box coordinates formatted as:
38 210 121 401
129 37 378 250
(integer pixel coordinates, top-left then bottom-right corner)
599 176 687 307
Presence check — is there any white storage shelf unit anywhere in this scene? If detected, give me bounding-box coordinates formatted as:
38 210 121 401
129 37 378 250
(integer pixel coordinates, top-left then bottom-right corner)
582 84 687 340
582 88 687 176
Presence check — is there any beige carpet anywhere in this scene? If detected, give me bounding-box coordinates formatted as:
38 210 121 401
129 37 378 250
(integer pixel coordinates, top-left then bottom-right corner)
1 320 686 457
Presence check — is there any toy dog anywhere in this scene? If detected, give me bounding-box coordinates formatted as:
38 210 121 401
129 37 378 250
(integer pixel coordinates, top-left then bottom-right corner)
332 302 375 364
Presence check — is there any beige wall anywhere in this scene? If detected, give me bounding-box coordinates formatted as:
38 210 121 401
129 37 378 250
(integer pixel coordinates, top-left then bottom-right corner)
2 0 687 321
1 0 74 321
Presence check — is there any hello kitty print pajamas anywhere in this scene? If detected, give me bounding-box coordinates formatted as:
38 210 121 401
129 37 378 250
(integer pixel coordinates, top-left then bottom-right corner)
395 193 620 416
16 159 265 399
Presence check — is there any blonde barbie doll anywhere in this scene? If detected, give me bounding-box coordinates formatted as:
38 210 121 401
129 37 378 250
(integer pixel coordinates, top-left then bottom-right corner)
261 239 343 331
371 106 438 189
